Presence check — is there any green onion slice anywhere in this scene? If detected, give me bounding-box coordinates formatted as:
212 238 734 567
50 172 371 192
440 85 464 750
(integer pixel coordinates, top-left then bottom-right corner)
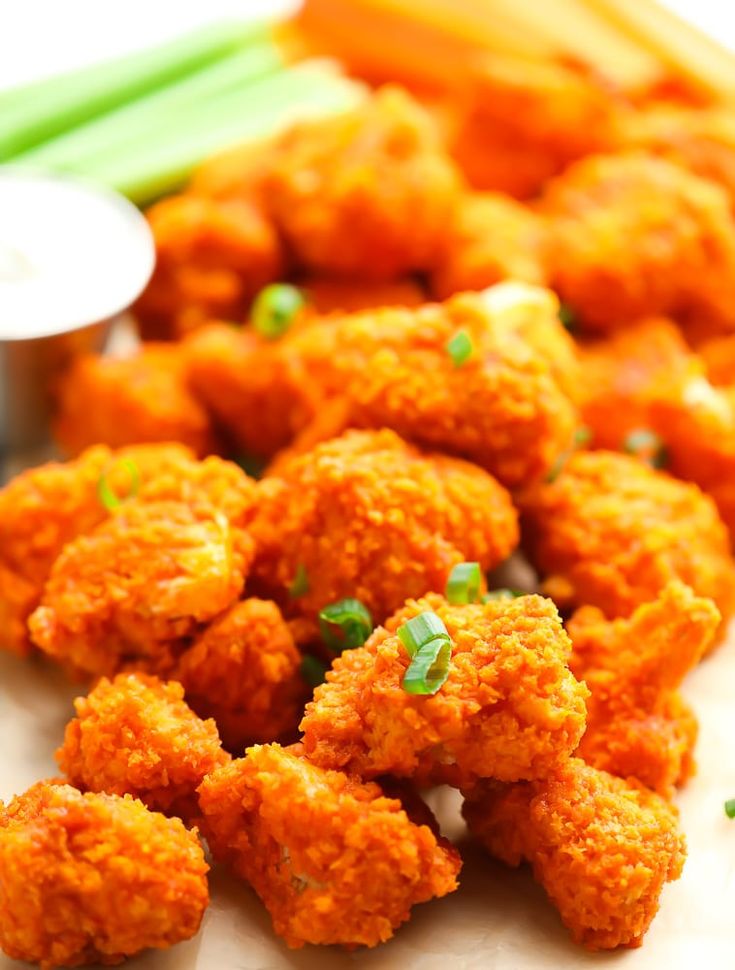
97 458 140 511
445 562 482 605
301 655 327 689
252 283 305 339
623 428 668 469
483 588 525 602
446 329 473 368
725 798 735 819
398 611 452 696
319 598 373 652
558 303 577 331
289 564 309 598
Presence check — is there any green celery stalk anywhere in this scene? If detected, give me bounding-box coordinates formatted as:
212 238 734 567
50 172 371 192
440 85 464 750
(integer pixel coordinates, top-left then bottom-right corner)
70 64 367 204
15 43 284 170
0 20 269 160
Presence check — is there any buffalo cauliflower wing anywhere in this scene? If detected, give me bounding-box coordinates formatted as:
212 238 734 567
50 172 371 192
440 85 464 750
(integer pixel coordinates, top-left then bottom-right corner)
0 782 208 969
251 429 519 632
521 450 735 625
57 673 229 821
567 582 719 794
134 194 283 340
300 591 588 787
53 344 217 459
262 86 462 280
198 743 461 948
29 499 250 677
462 758 685 950
540 153 735 339
175 598 306 751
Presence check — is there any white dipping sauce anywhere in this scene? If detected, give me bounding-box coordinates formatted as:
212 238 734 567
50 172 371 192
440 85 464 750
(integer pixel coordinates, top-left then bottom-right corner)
0 169 155 339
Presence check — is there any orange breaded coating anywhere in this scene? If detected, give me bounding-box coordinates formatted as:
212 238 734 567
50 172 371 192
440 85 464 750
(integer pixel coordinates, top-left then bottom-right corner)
578 317 699 449
262 86 462 280
300 276 425 313
700 332 735 385
0 782 208 969
175 599 305 752
53 344 217 458
29 499 250 678
576 321 735 537
57 673 229 820
619 104 735 208
301 591 588 787
198 744 461 948
186 286 577 483
252 430 518 629
540 153 735 338
521 450 735 625
450 55 621 199
430 193 549 300
567 583 719 795
184 323 322 458
134 194 282 340
0 442 194 657
462 758 685 950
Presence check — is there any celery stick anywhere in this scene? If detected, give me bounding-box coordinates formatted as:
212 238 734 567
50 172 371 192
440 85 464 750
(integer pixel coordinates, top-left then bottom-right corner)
0 20 269 160
82 65 367 204
16 43 284 170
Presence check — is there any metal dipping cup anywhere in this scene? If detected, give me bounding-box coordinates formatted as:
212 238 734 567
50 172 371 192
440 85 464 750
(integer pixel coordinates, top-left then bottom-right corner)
0 168 155 459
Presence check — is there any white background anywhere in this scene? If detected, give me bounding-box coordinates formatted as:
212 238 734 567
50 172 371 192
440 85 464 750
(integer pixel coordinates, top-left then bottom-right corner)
0 0 733 92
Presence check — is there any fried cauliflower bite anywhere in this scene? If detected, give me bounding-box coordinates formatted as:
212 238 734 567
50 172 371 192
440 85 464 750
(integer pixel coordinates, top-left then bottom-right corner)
134 194 283 340
449 55 622 199
57 673 229 821
53 344 217 458
175 599 306 752
700 332 735 385
188 286 577 481
430 193 549 300
520 450 735 625
578 316 699 449
198 744 461 948
462 758 685 950
575 320 735 537
0 782 208 969
29 498 250 678
251 430 519 631
184 323 323 459
0 443 194 657
540 153 735 338
261 86 461 280
567 583 719 795
301 591 588 787
619 104 735 208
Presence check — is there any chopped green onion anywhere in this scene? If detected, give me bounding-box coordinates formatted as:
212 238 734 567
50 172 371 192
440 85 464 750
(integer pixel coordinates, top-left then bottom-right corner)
252 283 305 339
398 611 449 658
97 459 140 511
725 798 735 819
289 564 309 598
397 611 452 696
558 303 577 332
446 329 473 368
623 429 668 469
483 588 525 602
319 598 373 652
574 426 592 448
445 562 482 605
301 655 327 689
